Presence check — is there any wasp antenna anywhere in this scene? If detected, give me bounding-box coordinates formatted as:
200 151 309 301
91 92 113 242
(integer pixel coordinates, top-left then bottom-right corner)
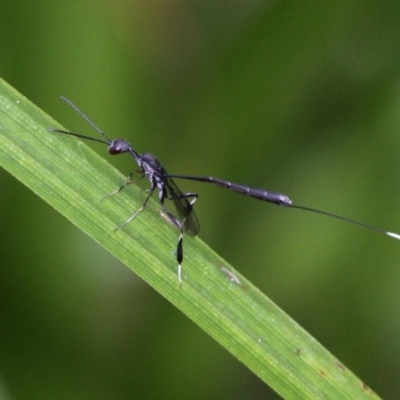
59 96 112 143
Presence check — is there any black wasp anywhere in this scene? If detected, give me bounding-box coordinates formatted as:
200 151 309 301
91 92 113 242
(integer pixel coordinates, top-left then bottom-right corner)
50 97 400 285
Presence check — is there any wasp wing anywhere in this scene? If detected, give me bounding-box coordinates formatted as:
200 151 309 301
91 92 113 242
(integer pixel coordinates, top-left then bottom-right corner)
164 176 200 237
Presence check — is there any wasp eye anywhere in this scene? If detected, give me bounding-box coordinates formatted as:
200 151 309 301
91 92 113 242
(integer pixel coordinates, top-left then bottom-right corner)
109 145 121 155
108 139 130 154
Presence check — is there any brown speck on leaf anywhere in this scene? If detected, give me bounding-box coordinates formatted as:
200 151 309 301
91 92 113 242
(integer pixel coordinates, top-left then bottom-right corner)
362 382 370 391
335 361 345 371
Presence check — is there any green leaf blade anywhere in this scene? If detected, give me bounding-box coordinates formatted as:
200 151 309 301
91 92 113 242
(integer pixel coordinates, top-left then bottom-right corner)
0 78 380 399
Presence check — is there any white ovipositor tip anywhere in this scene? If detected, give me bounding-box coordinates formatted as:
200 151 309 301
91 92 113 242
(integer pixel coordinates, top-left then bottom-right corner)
386 231 400 240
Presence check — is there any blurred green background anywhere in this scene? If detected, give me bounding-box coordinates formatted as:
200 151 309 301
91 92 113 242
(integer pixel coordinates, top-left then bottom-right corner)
1 1 400 399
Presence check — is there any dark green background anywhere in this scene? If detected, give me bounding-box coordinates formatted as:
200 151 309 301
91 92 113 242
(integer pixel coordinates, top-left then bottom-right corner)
1 2 400 399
